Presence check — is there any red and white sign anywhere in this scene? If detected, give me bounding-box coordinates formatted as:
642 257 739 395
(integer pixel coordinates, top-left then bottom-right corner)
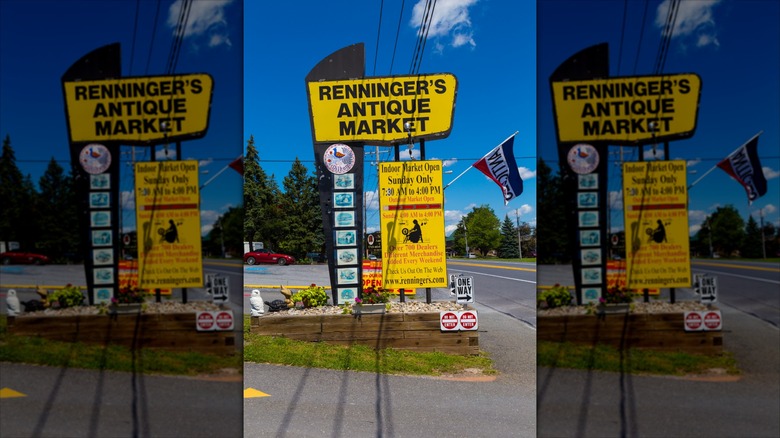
684 311 703 332
215 311 234 331
196 311 215 331
440 312 459 331
459 311 478 331
702 310 722 331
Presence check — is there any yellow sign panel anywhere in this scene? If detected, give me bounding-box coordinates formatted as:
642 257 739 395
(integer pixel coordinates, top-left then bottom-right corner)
135 160 203 289
63 74 213 144
551 73 701 144
379 160 447 289
622 160 690 288
308 74 457 144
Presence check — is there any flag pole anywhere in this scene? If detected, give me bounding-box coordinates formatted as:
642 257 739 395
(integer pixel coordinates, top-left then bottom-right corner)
200 155 242 190
443 131 518 190
688 131 763 190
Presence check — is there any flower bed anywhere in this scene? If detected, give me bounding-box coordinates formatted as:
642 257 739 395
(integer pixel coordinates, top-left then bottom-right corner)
251 307 479 356
7 302 237 356
538 302 723 356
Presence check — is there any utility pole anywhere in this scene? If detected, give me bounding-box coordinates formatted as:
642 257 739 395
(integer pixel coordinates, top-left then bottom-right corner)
515 209 523 259
760 209 767 259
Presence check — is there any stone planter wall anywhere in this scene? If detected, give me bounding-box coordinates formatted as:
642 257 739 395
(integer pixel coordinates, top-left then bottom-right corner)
250 312 479 356
538 312 723 356
8 313 237 356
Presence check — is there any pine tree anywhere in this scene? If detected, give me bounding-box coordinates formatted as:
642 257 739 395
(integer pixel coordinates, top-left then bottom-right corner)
537 158 570 263
243 136 282 249
0 136 37 248
498 215 519 258
36 158 79 261
278 158 322 258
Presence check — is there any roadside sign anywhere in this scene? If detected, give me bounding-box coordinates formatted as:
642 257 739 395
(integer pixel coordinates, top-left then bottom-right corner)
215 311 234 331
684 311 703 331
703 311 722 331
440 311 459 331
196 311 215 331
207 273 229 304
449 274 457 295
459 311 478 330
456 276 474 304
695 274 718 304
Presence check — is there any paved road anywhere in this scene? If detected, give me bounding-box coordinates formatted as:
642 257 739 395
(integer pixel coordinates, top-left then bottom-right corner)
0 362 242 437
244 259 537 437
537 263 780 437
245 303 536 437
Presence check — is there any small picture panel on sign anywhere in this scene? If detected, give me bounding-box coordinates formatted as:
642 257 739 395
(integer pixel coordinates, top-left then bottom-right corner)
578 210 599 227
581 248 601 266
90 211 111 227
581 267 602 285
93 267 114 285
582 287 601 304
92 230 112 247
93 248 114 266
89 192 110 209
578 174 598 189
335 230 356 246
334 173 355 189
90 173 110 189
577 192 598 208
94 287 113 304
334 211 355 227
579 230 601 247
336 248 358 266
333 192 354 208
338 287 357 303
337 267 358 284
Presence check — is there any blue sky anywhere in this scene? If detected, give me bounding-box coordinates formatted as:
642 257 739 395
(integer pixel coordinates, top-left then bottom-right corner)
0 0 243 236
244 0 537 236
538 0 780 235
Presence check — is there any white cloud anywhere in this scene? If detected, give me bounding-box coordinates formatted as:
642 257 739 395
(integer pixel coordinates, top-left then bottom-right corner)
518 167 536 180
655 0 721 48
514 204 533 216
364 189 380 211
642 147 665 160
609 190 623 210
155 148 177 161
410 0 478 51
686 158 701 167
762 166 780 180
200 209 220 235
121 190 135 210
690 224 702 234
168 0 234 48
198 158 213 167
442 158 458 167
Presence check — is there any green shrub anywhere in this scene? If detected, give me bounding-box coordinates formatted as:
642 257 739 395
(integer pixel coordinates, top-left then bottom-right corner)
291 284 328 308
537 284 572 309
48 284 85 308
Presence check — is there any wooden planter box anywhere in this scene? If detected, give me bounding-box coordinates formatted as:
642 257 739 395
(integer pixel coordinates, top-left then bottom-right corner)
538 312 723 356
251 312 479 356
8 313 237 356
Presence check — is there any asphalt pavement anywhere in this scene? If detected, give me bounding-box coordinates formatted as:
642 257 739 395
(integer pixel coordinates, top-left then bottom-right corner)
537 264 780 438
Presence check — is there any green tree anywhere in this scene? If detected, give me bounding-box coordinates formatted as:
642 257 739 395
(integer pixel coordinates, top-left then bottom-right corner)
498 215 519 258
0 136 38 249
464 205 501 256
278 158 322 259
206 205 244 257
536 158 570 263
36 158 80 261
741 215 763 258
701 205 745 257
243 136 283 249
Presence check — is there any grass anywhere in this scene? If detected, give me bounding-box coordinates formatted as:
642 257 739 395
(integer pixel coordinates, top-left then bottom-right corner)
243 316 496 376
0 315 242 376
538 340 740 376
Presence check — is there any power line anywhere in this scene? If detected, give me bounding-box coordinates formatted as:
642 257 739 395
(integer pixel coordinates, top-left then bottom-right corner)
388 0 406 75
372 0 385 76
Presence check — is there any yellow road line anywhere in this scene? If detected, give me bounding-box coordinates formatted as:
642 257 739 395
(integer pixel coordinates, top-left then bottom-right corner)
244 388 270 398
692 261 780 273
0 388 26 398
448 261 536 272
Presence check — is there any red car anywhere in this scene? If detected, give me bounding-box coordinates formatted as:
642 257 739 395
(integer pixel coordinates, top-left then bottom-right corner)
244 249 295 266
0 251 50 265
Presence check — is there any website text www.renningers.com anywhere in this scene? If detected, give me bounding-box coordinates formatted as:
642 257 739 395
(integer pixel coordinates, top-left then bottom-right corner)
631 276 689 286
384 277 446 287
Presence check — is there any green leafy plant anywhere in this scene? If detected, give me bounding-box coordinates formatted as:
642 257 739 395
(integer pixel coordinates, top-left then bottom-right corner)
600 285 635 304
113 285 148 304
290 284 328 308
358 286 390 305
48 284 85 308
537 284 572 309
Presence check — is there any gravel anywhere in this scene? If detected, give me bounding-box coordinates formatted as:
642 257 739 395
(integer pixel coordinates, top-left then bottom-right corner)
538 300 718 316
16 301 223 317
261 301 468 317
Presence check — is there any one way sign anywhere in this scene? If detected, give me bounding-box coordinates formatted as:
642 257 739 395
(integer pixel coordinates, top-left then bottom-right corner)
456 276 474 304
206 274 229 305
